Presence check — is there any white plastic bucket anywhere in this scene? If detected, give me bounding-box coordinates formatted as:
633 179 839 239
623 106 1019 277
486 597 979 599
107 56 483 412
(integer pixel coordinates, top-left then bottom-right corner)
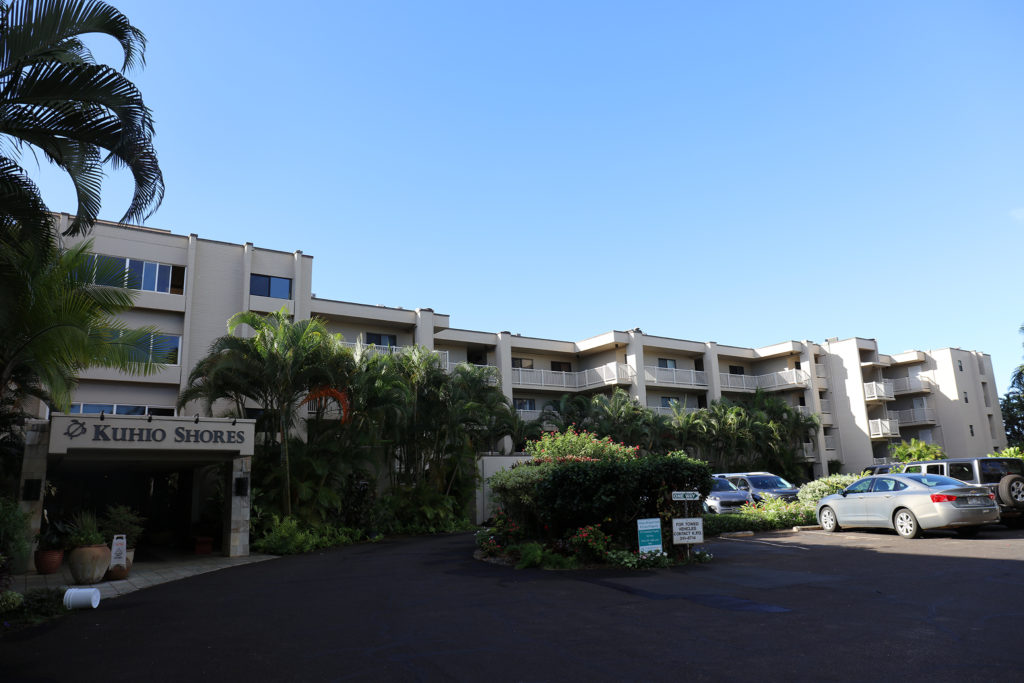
63 587 101 609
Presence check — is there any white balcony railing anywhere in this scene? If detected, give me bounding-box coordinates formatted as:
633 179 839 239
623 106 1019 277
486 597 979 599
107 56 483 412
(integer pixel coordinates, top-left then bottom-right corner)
719 369 810 392
890 376 934 395
511 362 635 391
869 418 900 438
643 366 708 388
889 408 936 426
864 381 894 401
342 342 450 368
819 398 832 414
647 404 701 417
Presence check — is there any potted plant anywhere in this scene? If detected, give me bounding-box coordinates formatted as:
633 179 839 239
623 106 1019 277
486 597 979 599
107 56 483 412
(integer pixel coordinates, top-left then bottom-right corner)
34 517 70 575
100 505 145 579
67 512 110 585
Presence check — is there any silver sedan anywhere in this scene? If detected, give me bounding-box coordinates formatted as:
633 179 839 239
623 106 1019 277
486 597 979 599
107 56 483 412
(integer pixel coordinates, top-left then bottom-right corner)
816 473 999 538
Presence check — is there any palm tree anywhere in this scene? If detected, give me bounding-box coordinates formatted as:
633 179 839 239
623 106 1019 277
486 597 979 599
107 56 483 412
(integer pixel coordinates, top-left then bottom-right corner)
180 308 347 516
0 232 166 413
0 0 163 242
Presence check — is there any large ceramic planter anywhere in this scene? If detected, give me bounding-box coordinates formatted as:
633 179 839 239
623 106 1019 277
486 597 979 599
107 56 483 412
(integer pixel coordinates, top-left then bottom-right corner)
68 544 111 585
34 549 64 575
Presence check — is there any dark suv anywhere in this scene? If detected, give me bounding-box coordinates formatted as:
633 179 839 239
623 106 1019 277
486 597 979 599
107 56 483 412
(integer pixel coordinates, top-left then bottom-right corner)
901 457 1024 526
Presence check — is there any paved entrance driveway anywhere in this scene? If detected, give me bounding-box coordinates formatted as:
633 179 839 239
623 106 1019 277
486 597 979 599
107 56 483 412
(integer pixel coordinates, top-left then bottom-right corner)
3 528 1023 681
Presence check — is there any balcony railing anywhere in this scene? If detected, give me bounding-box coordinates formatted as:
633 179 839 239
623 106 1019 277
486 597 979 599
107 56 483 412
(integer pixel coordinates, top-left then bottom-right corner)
819 398 832 414
890 408 936 426
796 406 812 416
869 418 900 438
342 342 450 368
719 369 810 392
511 362 634 391
864 381 894 401
647 405 701 417
824 435 837 451
890 377 934 395
643 366 708 388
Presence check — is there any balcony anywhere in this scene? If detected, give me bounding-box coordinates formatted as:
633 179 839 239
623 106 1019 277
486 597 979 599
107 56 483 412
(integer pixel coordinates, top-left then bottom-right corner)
647 404 701 417
869 418 900 439
824 435 837 451
819 399 832 414
863 381 894 402
719 369 810 392
890 408 936 426
643 366 708 388
511 362 634 391
815 364 828 379
342 342 450 368
890 377 934 395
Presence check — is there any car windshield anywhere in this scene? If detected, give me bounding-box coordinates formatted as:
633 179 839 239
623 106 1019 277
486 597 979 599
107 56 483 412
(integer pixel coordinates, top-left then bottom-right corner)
749 476 793 489
900 474 964 488
712 478 738 492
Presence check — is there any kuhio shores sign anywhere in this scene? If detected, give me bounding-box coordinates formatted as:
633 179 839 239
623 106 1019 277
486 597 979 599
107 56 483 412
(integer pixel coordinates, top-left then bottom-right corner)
49 415 256 456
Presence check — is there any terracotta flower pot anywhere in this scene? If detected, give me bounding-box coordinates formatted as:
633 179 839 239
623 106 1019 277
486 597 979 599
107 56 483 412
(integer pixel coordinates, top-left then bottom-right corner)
68 544 111 585
34 549 64 575
105 548 135 581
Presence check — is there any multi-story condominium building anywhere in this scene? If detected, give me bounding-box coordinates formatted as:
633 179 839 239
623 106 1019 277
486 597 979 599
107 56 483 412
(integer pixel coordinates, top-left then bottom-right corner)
14 216 1008 558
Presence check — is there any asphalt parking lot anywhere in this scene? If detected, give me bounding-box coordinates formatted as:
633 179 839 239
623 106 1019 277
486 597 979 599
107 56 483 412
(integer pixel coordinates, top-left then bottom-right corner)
3 525 1023 682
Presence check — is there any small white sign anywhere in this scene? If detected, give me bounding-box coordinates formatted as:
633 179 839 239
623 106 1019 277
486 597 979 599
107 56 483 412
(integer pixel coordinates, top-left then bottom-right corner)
110 534 127 569
673 518 704 545
671 491 701 501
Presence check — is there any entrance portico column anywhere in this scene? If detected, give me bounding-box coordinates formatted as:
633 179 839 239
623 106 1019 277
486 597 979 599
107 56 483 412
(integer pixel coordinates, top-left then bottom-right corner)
223 456 251 557
18 420 50 571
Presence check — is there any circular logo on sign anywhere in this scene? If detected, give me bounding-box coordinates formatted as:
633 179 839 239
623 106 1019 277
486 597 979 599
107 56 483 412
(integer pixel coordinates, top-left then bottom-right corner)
64 419 87 439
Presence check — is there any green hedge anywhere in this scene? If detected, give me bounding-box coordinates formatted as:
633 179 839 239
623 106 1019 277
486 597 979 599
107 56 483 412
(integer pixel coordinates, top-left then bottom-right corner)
491 452 713 547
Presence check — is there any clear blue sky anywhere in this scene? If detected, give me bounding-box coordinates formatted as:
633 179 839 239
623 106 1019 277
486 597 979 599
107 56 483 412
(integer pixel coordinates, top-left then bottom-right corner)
34 1 1024 392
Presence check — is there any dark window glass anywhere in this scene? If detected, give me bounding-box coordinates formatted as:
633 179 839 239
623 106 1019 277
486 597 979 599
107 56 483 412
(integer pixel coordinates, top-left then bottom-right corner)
250 274 271 297
269 276 291 299
926 464 943 474
154 335 180 365
794 360 801 370
115 405 146 415
729 365 745 375
658 358 676 369
511 357 533 369
95 255 125 286
82 403 115 414
551 361 571 372
170 265 186 295
127 259 144 289
694 358 704 372
949 463 973 481
697 395 707 409
147 407 175 416
366 333 397 347
846 479 873 493
514 398 536 411
157 264 171 292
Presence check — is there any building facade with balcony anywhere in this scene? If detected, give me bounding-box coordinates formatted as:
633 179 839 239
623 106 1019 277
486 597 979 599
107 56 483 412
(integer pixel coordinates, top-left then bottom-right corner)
16 217 1009 554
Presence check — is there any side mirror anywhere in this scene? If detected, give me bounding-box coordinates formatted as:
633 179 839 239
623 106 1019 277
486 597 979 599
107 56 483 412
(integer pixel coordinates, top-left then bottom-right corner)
840 489 848 497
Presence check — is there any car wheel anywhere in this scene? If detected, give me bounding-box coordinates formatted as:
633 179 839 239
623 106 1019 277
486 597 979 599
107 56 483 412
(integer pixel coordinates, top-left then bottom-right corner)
955 526 981 538
819 506 840 533
998 475 1024 509
894 508 922 538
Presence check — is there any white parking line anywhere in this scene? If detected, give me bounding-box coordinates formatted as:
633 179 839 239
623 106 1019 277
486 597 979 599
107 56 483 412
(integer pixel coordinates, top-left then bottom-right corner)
719 537 810 550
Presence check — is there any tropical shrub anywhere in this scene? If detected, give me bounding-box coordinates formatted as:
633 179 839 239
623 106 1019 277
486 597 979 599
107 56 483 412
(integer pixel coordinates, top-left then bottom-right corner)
0 497 30 571
605 549 674 569
997 446 1024 459
525 426 640 462
889 438 945 462
568 524 612 563
0 589 23 613
797 473 862 506
0 588 68 635
252 515 363 555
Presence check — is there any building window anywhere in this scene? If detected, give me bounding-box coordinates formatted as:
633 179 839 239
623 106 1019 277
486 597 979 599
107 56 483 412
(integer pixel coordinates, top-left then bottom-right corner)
250 273 292 299
89 254 186 295
958 360 963 371
511 358 534 369
798 396 806 407
551 361 572 373
697 395 708 409
729 365 745 375
969 424 975 437
963 392 968 404
794 360 801 370
694 358 704 372
657 358 677 369
660 396 682 408
70 403 175 416
514 398 536 411
365 333 398 347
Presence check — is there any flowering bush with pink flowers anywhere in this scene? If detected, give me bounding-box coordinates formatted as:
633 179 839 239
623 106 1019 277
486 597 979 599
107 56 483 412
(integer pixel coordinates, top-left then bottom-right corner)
525 427 639 463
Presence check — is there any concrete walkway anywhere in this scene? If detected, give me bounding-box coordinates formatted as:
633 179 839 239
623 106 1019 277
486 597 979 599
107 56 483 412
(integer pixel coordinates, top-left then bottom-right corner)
10 552 278 601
